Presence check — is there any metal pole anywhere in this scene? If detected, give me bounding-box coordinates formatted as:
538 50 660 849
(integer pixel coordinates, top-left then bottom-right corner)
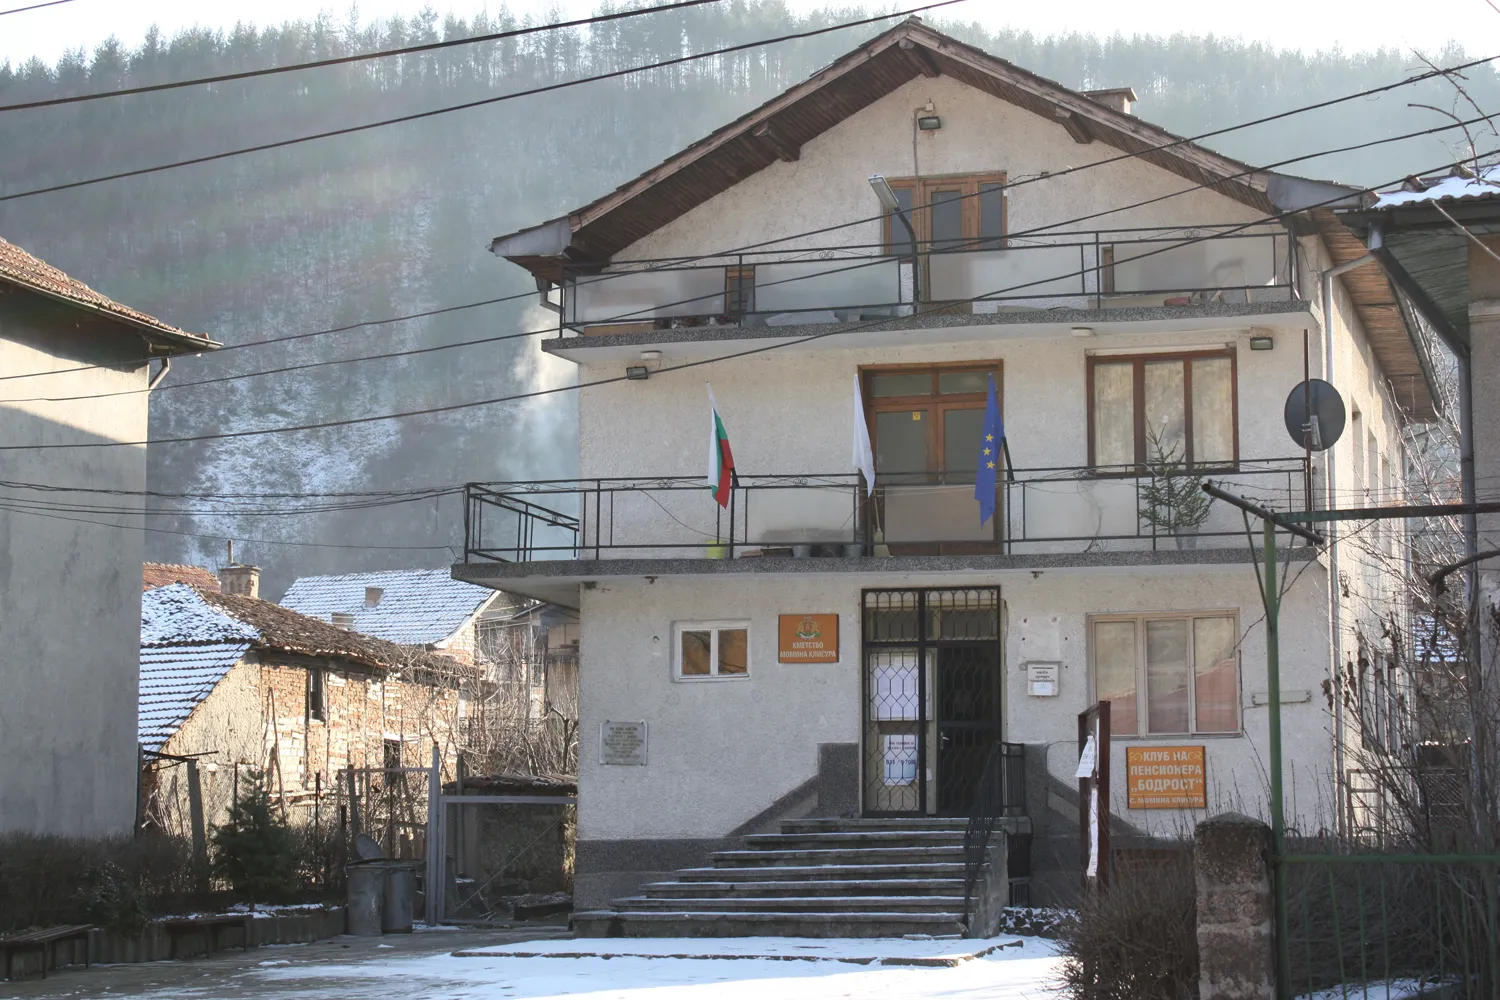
1263 516 1292 999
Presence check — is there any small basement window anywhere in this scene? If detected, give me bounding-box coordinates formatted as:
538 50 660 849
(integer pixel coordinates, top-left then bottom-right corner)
673 621 750 680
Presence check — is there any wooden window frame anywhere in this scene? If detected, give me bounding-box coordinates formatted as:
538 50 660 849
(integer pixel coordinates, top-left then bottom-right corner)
672 620 751 682
725 265 755 318
306 666 326 723
880 172 1008 254
1088 610 1243 739
1085 349 1240 472
859 361 1004 485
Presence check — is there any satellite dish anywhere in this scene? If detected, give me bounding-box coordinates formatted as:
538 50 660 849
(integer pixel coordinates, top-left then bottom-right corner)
1284 379 1345 452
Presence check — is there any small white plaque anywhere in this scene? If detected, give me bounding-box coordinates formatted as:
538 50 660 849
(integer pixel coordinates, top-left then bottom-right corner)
600 720 647 766
1027 661 1060 697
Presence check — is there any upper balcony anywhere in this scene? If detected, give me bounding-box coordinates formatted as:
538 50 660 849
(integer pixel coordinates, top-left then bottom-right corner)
539 225 1307 362
453 460 1314 607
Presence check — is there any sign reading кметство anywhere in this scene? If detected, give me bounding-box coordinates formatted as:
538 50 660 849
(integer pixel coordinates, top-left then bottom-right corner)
1126 745 1207 809
777 614 839 663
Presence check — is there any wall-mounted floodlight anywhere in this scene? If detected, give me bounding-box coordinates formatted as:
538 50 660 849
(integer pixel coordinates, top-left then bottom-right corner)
917 115 942 131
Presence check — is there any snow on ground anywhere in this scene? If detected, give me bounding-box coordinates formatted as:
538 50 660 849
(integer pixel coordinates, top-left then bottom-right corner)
250 935 1065 1000
1296 981 1451 1000
455 934 1028 965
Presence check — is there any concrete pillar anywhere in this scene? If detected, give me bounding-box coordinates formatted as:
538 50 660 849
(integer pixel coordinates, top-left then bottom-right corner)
1195 812 1274 1000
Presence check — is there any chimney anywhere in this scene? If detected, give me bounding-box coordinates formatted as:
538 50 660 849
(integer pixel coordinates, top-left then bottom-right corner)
1082 87 1138 115
219 541 260 598
331 612 356 629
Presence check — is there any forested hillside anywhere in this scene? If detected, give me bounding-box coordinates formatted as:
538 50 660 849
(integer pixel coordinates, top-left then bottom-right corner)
2 3 1494 595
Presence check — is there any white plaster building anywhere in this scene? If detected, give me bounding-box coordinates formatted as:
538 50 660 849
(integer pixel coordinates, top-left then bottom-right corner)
457 20 1428 916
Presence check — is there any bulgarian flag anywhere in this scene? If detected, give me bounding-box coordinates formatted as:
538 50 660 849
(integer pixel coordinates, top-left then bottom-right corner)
705 382 737 508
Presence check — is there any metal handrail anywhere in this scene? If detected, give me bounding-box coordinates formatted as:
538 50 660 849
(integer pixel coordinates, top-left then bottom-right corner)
962 741 1027 921
461 459 1312 563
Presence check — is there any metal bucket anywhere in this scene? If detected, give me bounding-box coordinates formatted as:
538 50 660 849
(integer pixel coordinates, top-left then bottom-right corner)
382 863 420 933
346 863 385 936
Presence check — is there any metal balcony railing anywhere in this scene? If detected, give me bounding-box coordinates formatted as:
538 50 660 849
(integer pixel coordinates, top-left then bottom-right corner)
551 225 1295 337
461 459 1311 564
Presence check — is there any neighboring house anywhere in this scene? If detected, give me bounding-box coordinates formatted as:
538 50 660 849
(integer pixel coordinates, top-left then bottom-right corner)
138 569 471 839
143 562 222 592
0 236 218 837
457 18 1425 924
280 568 577 720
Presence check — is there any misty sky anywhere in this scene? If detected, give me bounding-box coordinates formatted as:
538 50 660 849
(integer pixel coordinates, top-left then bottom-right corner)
1 0 1492 69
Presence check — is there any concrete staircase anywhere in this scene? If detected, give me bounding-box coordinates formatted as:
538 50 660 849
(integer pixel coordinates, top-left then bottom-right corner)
573 817 976 938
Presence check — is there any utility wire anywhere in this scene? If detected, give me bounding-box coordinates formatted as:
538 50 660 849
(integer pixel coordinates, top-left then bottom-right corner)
4 109 1487 405
0 0 724 112
4 47 1491 384
2 148 1482 453
0 0 77 14
0 0 967 203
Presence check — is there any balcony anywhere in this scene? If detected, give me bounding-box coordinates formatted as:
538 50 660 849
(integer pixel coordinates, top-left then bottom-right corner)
541 226 1304 360
456 460 1313 603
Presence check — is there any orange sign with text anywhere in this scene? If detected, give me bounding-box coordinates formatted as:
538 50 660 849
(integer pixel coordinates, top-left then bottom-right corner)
778 614 839 663
1126 746 1207 809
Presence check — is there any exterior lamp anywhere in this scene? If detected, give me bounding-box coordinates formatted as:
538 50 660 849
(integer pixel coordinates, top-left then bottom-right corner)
870 174 920 304
1249 335 1275 351
917 114 942 131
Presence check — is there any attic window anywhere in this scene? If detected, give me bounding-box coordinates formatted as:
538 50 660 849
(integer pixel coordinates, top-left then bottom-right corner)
365 586 384 608
331 612 356 629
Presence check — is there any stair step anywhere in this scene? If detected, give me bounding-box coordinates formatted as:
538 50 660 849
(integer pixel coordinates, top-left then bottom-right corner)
743 831 966 850
616 895 966 914
779 817 969 834
574 910 966 939
711 846 965 867
640 878 964 898
676 862 965 882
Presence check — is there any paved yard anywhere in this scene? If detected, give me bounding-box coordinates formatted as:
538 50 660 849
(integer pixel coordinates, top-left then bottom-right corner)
0 932 1063 1000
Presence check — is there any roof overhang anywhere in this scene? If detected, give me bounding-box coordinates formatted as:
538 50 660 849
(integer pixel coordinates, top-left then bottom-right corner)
488 18 1282 284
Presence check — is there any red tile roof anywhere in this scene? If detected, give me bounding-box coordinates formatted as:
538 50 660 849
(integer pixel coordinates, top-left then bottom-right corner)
0 236 217 353
142 563 222 592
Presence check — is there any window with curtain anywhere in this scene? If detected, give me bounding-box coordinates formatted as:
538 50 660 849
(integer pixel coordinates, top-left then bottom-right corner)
881 173 1007 254
673 621 750 680
1090 612 1241 737
1088 352 1236 469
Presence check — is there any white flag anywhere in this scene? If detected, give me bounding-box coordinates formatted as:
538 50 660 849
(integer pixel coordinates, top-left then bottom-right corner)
852 374 875 496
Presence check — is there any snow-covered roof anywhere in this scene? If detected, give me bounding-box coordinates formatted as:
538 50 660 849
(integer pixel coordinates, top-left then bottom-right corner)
279 568 499 644
1373 165 1500 209
140 583 466 753
139 641 252 752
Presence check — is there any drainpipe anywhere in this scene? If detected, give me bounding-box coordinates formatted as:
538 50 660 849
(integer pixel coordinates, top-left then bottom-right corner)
1319 242 1378 834
146 357 171 391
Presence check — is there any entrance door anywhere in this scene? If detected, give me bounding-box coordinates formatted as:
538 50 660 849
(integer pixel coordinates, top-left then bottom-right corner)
861 588 1003 816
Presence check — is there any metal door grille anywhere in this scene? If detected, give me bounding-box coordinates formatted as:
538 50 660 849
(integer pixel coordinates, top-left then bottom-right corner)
861 588 1002 816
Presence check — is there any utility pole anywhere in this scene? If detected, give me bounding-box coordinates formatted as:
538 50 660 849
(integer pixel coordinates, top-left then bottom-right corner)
1202 482 1325 999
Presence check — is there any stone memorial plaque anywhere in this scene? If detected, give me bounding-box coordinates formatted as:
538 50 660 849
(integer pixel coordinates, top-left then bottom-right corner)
599 720 647 766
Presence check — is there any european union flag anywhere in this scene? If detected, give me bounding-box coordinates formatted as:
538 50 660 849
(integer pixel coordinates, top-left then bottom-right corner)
975 374 1004 526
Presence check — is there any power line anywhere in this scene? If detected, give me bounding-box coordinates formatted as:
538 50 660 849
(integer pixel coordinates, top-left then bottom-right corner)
0 0 967 203
0 502 457 551
3 107 1490 407
0 0 77 14
0 0 724 112
4 47 1491 384
2 148 1481 453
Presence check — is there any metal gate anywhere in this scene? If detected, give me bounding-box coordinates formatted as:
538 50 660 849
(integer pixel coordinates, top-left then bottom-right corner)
861 588 1002 816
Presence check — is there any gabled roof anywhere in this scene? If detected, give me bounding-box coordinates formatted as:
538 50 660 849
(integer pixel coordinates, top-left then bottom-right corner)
279 568 503 645
143 562 222 592
140 584 466 752
490 18 1301 282
0 236 218 355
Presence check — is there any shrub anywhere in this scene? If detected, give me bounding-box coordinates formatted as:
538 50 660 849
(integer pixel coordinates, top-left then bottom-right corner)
1056 851 1199 1000
0 832 193 934
210 771 299 903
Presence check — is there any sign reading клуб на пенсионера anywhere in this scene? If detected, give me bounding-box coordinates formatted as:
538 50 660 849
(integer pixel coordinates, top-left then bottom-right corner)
1126 745 1207 809
778 614 839 663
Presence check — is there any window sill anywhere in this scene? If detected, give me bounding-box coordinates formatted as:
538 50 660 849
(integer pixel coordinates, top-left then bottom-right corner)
673 673 752 683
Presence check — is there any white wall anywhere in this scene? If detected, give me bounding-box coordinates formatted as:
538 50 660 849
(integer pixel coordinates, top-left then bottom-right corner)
0 299 151 837
576 563 1334 843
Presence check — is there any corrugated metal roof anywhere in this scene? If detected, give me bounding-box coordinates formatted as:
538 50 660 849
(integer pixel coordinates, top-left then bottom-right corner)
279 568 498 644
138 641 252 753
